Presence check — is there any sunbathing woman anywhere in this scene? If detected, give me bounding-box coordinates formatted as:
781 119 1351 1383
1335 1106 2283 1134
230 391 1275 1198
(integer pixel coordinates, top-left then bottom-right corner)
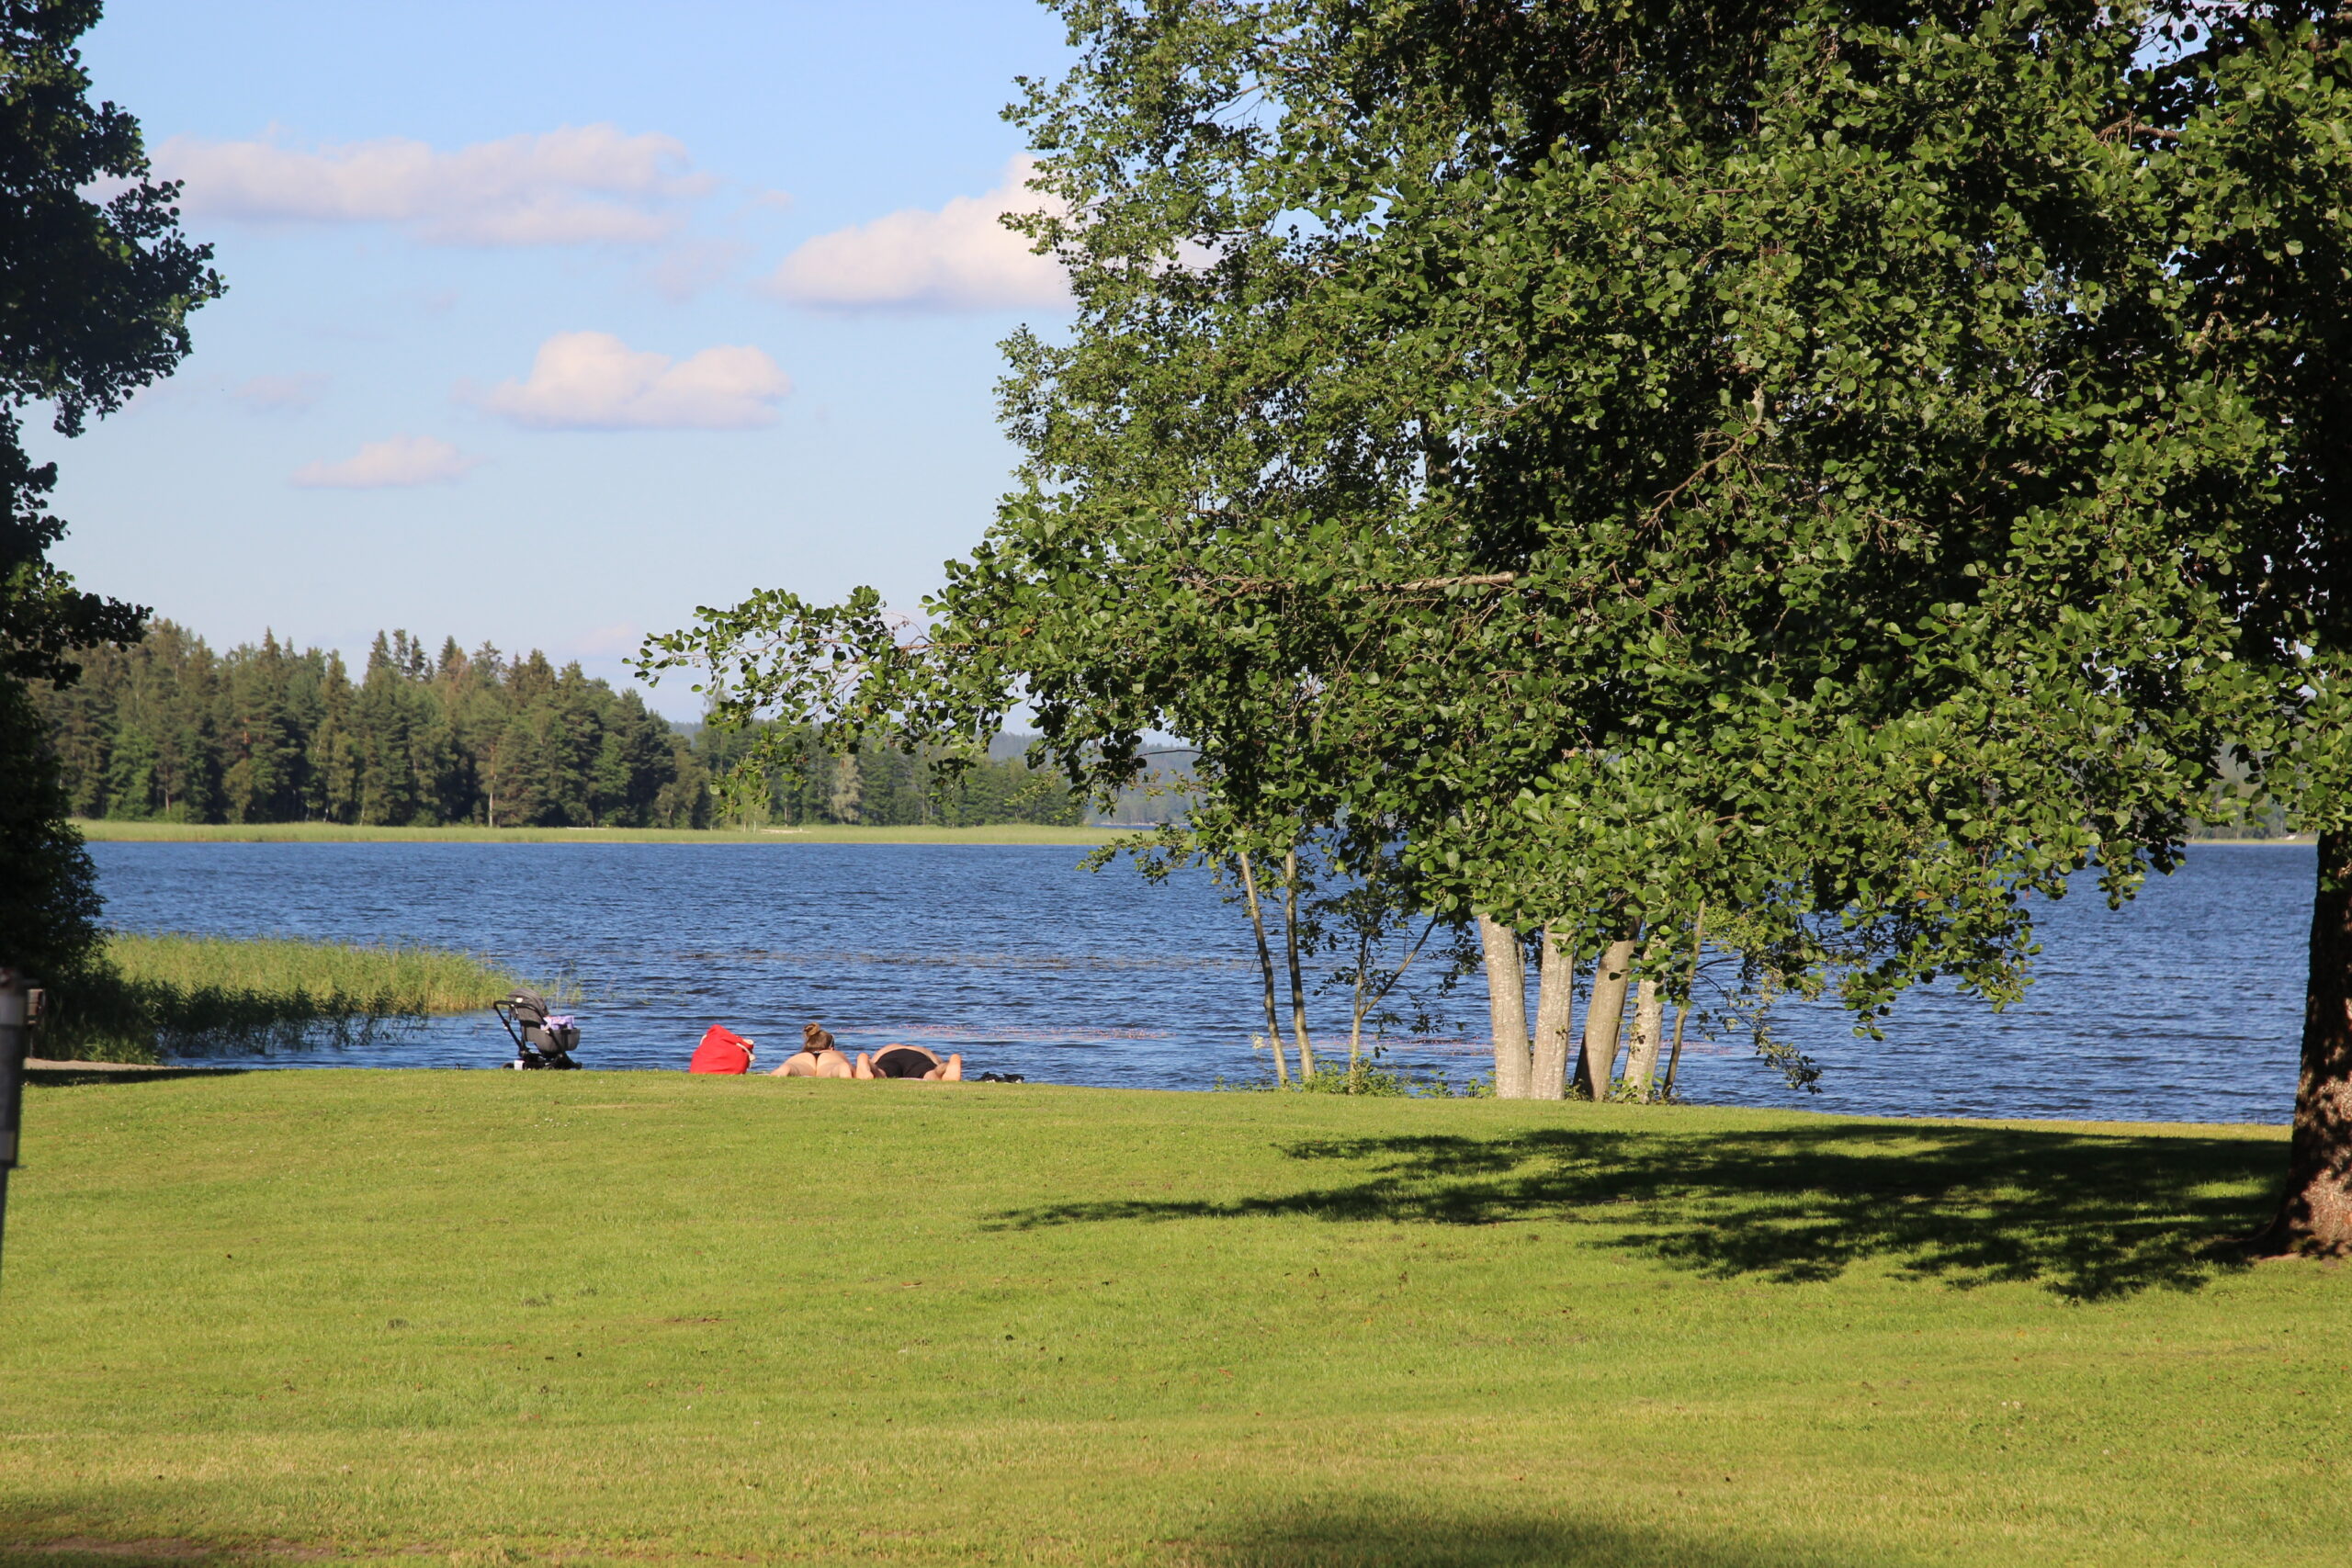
854 1043 965 1081
770 1022 854 1078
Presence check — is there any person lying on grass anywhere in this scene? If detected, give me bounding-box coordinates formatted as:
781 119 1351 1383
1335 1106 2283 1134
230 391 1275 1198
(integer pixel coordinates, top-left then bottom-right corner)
855 1043 964 1081
770 1022 854 1078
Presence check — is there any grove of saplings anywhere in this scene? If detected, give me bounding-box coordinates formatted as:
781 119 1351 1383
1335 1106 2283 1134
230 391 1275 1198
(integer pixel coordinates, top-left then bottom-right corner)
31 622 1083 829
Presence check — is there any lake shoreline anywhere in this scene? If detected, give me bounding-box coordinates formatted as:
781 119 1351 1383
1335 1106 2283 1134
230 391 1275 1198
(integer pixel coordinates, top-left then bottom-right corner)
73 818 1122 845
77 818 2313 850
28 1061 2297 1134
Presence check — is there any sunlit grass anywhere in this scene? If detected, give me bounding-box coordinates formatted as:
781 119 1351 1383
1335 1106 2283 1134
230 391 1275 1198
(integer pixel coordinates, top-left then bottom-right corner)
0 1074 2332 1567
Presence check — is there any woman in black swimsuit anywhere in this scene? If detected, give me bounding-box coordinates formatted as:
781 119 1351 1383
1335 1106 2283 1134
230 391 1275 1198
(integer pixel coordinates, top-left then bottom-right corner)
853 1043 964 1081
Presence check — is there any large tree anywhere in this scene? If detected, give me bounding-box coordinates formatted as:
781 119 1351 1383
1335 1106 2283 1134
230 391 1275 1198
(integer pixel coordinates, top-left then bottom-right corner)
651 2 2352 1244
945 0 2261 1084
656 2 2242 1014
2151 6 2352 1249
1 0 220 977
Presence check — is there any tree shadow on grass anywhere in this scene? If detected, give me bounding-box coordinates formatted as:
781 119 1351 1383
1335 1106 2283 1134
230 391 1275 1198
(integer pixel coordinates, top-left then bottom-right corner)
996 1122 2279 1299
1183 1499 1877 1568
0 1543 212 1568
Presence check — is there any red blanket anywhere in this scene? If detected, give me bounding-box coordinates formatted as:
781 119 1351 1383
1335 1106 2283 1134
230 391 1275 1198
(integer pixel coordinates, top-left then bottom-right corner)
689 1025 754 1074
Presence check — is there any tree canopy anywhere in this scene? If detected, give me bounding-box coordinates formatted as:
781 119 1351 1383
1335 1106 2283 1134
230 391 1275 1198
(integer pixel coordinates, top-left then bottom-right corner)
650 2 2352 1246
1 0 220 682
1 0 221 981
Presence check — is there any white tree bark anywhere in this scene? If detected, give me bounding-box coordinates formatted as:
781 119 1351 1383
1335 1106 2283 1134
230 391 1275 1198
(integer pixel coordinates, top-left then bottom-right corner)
1478 915 1532 1098
1528 929 1577 1100
1623 977 1665 1102
1283 846 1315 1078
1239 854 1290 1084
1577 938 1638 1100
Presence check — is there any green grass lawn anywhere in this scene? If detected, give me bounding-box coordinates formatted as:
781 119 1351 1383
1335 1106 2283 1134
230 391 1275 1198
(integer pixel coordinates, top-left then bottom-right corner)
0 1074 2340 1567
72 820 1115 846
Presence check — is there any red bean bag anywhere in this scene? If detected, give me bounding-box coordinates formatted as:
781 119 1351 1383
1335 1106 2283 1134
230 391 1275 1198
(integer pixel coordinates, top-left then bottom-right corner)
689 1024 755 1074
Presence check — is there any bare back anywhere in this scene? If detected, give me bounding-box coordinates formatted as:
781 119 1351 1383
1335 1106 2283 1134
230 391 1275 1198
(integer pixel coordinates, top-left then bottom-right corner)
773 1049 853 1078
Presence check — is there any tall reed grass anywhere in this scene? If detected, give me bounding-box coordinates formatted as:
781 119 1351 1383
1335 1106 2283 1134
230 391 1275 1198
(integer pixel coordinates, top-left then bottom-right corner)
38 934 527 1063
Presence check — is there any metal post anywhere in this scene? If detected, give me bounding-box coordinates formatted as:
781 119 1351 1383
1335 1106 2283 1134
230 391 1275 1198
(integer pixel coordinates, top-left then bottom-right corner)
0 969 32 1281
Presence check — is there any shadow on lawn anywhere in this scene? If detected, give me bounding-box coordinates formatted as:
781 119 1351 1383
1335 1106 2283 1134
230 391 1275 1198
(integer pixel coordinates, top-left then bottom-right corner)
1188 1501 1869 1568
998 1122 2278 1299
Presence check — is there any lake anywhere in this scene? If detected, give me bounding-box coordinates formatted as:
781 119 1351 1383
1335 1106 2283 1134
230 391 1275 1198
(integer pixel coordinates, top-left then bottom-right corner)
88 840 2314 1124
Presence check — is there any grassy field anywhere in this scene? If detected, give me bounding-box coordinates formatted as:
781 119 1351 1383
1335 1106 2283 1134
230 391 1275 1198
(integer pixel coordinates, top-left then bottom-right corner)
40 936 522 1064
0 1073 2339 1567
73 819 1116 846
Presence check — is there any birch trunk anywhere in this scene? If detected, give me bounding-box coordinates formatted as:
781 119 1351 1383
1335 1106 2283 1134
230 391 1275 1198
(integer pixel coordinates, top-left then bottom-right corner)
1527 930 1577 1100
2256 827 2352 1253
1348 926 1374 1072
1477 915 1532 1099
1238 854 1289 1084
1577 938 1638 1101
1622 977 1665 1102
1283 847 1315 1078
1661 905 1705 1102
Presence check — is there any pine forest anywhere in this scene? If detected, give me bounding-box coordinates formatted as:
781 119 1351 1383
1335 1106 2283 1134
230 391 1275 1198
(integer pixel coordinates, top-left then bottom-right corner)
31 623 1087 829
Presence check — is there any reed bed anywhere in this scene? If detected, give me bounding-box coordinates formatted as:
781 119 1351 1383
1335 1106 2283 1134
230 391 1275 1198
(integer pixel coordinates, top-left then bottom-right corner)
38 933 525 1063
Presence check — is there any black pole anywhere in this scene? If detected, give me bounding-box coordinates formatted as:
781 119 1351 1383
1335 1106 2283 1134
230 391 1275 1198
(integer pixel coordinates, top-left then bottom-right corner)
0 969 31 1283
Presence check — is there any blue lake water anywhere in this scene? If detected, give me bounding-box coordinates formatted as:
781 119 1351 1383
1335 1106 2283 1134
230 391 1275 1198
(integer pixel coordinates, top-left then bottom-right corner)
88 840 2314 1124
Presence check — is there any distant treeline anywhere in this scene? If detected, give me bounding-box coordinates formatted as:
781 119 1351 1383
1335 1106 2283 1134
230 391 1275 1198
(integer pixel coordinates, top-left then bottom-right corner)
32 623 1088 829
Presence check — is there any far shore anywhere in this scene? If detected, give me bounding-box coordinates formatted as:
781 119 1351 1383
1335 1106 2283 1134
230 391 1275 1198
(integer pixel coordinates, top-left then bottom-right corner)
75 818 2308 849
73 818 1123 846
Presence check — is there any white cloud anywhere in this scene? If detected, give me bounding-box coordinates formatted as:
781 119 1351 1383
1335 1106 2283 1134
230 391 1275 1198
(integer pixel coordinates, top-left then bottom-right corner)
291 435 481 490
232 373 329 413
154 125 710 247
764 155 1069 310
469 332 789 431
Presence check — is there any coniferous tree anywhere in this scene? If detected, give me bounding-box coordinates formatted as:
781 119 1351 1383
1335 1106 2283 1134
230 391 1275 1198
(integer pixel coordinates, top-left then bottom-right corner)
353 633 418 826
310 649 358 823
34 621 1086 830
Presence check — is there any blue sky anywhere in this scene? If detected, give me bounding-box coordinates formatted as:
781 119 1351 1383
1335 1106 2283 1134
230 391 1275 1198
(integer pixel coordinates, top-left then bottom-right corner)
32 0 1078 715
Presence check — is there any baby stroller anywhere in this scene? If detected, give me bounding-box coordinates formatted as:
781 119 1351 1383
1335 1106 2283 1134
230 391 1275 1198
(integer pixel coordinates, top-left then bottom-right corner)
494 989 582 1070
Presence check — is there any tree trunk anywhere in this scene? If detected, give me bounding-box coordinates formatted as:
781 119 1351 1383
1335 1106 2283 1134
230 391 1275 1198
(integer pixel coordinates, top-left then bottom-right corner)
1623 977 1665 1102
2256 827 2352 1253
1283 847 1315 1078
1478 915 1532 1098
1528 929 1577 1100
1577 938 1638 1101
1661 905 1705 1102
1239 854 1289 1085
1349 927 1371 1071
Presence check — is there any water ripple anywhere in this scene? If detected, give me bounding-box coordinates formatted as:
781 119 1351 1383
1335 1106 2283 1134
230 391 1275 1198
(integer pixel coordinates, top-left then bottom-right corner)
87 840 2311 1122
